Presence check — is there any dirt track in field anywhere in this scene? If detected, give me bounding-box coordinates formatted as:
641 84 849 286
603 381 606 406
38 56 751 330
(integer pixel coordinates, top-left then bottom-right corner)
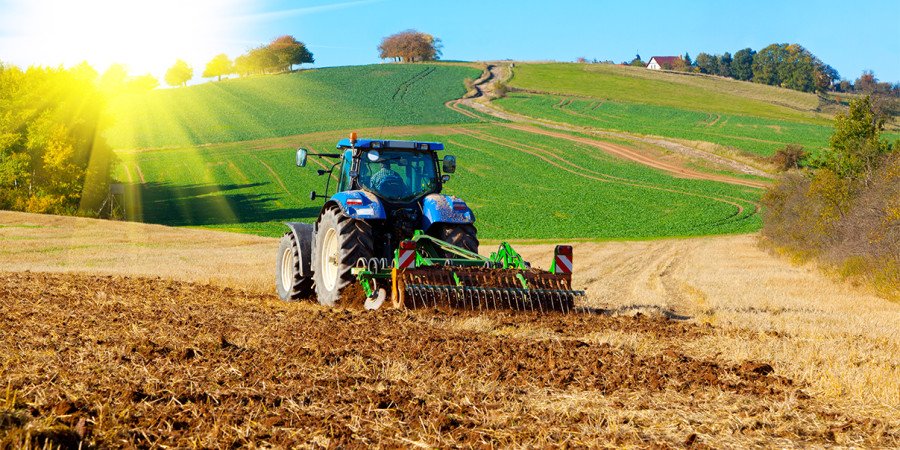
3 271 896 448
448 64 771 187
449 126 759 224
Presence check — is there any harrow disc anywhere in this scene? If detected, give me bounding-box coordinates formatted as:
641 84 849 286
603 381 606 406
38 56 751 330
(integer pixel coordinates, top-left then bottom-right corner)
396 267 583 313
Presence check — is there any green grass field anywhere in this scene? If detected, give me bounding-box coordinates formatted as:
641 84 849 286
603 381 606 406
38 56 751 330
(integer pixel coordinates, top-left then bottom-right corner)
103 64 481 149
495 93 834 157
507 63 830 124
114 124 761 240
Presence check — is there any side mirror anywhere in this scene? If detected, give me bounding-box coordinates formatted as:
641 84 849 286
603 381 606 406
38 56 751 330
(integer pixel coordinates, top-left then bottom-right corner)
442 155 456 174
296 148 308 167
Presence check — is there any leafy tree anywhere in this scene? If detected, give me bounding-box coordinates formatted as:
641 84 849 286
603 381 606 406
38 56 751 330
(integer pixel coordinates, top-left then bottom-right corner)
0 63 113 214
629 54 645 67
731 48 755 81
378 30 442 62
717 52 732 78
670 57 688 72
694 52 718 74
126 74 159 92
268 35 314 72
814 63 839 92
248 46 278 73
855 71 877 93
99 64 128 92
164 59 193 87
752 43 788 86
203 54 234 81
780 45 815 91
819 96 892 182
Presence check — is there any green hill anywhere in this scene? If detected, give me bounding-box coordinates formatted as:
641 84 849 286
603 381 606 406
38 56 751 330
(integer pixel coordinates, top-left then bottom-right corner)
498 63 861 157
495 93 833 157
507 63 829 123
103 64 481 149
114 125 761 239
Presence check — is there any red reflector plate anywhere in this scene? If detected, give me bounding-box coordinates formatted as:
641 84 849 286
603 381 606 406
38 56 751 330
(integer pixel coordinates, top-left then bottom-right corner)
453 203 467 211
346 199 363 206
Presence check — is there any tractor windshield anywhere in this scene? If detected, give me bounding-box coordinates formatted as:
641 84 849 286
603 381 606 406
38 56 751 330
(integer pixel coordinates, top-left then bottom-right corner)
358 150 438 202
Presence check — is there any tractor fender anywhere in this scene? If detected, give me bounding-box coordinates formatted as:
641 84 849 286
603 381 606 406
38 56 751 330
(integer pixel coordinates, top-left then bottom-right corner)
421 194 475 231
284 222 314 277
325 191 387 220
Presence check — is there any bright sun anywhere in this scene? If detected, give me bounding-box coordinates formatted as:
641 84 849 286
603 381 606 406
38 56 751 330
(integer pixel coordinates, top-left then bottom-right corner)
3 0 247 77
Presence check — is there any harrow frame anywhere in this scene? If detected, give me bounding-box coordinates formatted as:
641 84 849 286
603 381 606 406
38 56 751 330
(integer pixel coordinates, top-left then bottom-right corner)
351 231 584 311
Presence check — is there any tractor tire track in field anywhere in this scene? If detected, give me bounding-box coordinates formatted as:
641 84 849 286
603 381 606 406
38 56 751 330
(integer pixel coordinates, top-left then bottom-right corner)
250 154 294 198
450 64 772 181
133 163 146 183
392 67 436 102
450 127 758 229
4 271 889 448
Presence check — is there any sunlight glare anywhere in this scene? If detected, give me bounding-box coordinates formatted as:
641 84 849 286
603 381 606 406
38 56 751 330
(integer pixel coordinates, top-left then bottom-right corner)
2 0 249 78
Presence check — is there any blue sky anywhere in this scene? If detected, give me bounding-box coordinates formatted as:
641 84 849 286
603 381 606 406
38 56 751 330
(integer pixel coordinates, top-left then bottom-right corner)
1 0 898 82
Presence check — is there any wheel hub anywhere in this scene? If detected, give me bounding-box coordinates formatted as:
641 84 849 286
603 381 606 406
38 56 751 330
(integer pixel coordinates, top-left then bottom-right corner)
320 227 340 291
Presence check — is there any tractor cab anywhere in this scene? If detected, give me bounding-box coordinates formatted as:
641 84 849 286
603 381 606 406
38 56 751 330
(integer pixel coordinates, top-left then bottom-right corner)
296 135 457 206
335 140 453 204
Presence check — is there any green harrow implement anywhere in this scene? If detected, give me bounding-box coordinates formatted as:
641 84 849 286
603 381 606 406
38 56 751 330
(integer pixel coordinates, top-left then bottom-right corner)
352 231 584 312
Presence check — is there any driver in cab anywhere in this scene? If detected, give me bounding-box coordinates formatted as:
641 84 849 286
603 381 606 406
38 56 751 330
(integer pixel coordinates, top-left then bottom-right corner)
369 161 406 195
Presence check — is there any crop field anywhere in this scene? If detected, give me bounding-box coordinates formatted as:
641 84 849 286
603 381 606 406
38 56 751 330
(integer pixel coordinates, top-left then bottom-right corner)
2 212 897 448
495 93 834 157
113 124 761 239
507 63 830 124
103 64 481 149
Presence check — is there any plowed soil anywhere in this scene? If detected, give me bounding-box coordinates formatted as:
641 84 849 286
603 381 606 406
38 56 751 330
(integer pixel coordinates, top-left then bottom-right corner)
2 271 895 448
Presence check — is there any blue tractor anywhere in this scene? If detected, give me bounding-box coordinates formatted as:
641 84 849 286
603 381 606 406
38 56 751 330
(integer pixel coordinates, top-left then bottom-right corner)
276 133 582 311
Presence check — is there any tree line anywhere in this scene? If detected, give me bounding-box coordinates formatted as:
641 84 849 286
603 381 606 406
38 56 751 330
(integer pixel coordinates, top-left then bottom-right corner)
602 44 899 96
762 96 899 298
162 35 315 87
164 29 442 87
0 62 122 215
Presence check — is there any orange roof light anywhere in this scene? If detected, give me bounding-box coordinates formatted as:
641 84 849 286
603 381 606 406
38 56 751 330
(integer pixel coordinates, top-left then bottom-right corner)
350 132 358 145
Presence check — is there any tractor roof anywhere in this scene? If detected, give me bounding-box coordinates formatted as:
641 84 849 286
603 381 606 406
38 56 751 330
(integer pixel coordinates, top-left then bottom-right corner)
336 138 444 151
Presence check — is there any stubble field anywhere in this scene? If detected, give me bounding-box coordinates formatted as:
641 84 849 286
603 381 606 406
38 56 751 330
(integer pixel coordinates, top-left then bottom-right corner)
1 212 897 448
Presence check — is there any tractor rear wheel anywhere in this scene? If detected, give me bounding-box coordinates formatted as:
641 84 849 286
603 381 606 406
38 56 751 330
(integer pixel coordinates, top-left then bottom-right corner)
434 224 479 257
312 207 374 307
276 232 314 301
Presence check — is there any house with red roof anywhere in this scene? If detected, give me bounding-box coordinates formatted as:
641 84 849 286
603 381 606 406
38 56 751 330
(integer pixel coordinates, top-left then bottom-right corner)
646 56 682 70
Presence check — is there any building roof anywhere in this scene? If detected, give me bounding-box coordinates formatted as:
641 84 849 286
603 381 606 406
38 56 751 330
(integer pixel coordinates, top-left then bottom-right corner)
648 56 681 66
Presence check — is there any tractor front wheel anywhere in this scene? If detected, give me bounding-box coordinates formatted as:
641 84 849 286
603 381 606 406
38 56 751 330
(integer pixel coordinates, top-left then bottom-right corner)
312 207 374 307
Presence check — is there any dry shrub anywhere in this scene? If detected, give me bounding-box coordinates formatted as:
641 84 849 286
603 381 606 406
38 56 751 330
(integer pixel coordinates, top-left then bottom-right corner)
493 82 508 98
762 153 900 299
771 144 807 171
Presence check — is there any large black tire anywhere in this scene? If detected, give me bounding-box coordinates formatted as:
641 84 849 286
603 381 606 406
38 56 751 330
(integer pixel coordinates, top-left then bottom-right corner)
276 232 314 301
312 207 374 307
434 224 479 257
